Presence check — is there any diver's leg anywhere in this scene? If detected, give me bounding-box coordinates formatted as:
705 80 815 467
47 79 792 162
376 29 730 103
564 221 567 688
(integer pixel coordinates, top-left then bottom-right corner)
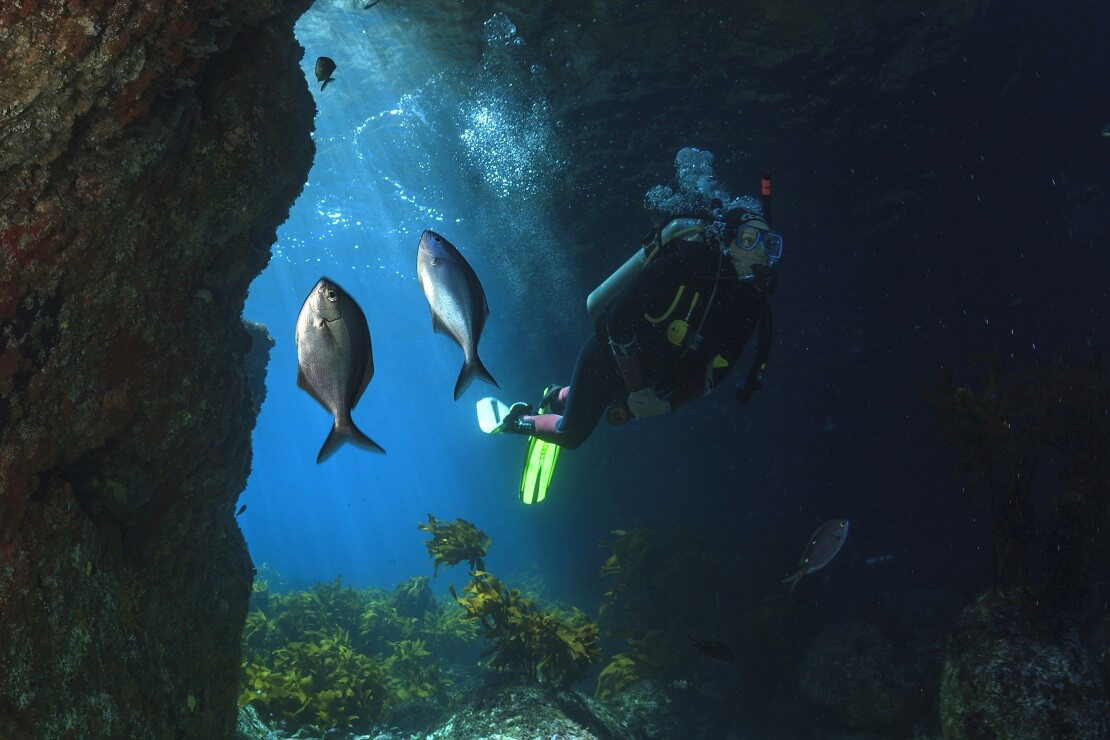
538 384 570 413
523 335 620 449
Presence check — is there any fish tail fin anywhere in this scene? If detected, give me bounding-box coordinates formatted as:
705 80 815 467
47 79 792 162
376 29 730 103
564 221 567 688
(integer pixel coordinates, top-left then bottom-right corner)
317 416 385 463
781 570 804 591
453 355 499 401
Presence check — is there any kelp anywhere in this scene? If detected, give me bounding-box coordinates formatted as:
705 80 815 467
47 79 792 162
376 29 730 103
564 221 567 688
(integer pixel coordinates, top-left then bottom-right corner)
450 571 602 687
239 628 387 731
418 513 490 575
931 351 1110 606
595 528 733 697
383 639 443 702
239 576 471 731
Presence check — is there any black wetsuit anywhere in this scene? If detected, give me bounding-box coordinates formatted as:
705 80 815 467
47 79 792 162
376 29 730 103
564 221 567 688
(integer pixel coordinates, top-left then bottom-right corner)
543 236 772 449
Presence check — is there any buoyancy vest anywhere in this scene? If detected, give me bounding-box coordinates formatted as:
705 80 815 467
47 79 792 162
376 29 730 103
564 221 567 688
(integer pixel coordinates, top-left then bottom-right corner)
637 215 774 403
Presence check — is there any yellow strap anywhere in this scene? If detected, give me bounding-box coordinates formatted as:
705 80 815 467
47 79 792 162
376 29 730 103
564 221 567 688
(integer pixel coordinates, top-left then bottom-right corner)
644 285 685 323
644 222 707 268
661 225 705 246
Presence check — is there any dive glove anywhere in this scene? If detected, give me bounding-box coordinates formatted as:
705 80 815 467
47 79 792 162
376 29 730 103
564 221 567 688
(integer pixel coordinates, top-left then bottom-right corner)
626 387 672 418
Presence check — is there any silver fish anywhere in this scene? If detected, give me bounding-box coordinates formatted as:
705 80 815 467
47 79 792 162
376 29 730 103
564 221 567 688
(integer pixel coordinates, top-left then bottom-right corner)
295 277 384 462
416 230 498 400
782 519 849 590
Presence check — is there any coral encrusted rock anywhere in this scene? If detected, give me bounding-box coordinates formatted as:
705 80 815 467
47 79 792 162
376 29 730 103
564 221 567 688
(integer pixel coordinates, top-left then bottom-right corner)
939 590 1110 739
0 0 314 736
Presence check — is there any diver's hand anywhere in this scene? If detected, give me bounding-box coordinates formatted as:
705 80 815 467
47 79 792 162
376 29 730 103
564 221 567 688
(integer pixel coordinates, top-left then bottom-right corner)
626 387 672 418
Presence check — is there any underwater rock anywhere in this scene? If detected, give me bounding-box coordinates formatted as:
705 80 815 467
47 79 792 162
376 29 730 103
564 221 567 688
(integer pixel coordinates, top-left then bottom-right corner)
799 619 942 735
236 704 282 740
601 681 686 739
244 321 277 416
422 679 638 739
939 589 1110 739
1088 610 1110 690
0 0 315 736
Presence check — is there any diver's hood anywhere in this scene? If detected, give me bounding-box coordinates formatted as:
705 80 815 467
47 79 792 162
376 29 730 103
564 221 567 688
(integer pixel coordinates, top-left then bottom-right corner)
723 207 770 237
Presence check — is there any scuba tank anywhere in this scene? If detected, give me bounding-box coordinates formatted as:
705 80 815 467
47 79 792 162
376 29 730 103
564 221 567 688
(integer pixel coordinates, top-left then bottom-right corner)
587 249 643 324
586 216 713 324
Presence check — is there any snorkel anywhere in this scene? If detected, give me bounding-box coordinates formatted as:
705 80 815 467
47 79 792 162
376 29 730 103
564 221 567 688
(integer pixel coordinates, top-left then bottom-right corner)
761 173 773 229
723 175 782 270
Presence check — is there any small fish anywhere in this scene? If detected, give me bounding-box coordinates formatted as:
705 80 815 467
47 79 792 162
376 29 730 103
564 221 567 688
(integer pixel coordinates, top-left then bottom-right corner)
315 56 336 91
416 230 498 399
236 504 247 516
296 277 385 462
782 519 849 590
864 553 895 566
363 0 382 8
689 637 735 663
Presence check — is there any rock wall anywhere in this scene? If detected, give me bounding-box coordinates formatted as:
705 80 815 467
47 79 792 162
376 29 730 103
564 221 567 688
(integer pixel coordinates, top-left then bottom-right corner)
940 590 1110 739
0 0 313 735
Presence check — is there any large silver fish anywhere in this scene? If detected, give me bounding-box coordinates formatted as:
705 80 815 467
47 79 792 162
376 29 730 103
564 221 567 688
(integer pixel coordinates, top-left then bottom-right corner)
782 519 849 590
295 277 384 462
416 230 498 399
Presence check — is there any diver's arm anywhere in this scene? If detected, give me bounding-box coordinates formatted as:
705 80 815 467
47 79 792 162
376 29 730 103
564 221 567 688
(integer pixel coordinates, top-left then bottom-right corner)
736 294 773 403
665 342 747 410
664 360 724 410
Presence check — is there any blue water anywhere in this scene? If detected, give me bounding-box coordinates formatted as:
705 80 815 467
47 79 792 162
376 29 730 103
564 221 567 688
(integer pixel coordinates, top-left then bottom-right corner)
240 3 624 601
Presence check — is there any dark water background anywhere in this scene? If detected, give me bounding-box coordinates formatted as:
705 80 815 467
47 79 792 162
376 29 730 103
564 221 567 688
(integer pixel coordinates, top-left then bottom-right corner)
240 0 1109 638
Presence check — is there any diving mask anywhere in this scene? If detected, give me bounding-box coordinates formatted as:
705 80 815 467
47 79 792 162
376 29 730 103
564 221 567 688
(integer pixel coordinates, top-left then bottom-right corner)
736 225 783 264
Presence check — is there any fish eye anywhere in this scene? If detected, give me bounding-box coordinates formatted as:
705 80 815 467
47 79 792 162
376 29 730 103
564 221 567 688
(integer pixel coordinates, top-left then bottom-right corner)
326 289 338 301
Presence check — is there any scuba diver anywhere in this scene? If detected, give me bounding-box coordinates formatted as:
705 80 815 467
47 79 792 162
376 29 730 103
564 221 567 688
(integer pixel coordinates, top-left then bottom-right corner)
479 178 782 463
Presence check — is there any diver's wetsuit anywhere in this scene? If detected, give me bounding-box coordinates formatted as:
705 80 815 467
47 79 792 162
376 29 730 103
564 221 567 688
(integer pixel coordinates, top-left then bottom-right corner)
526 236 772 449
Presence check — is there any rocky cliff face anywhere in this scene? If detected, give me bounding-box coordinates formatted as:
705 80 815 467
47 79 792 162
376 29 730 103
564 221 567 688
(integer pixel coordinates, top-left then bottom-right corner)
0 0 313 735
